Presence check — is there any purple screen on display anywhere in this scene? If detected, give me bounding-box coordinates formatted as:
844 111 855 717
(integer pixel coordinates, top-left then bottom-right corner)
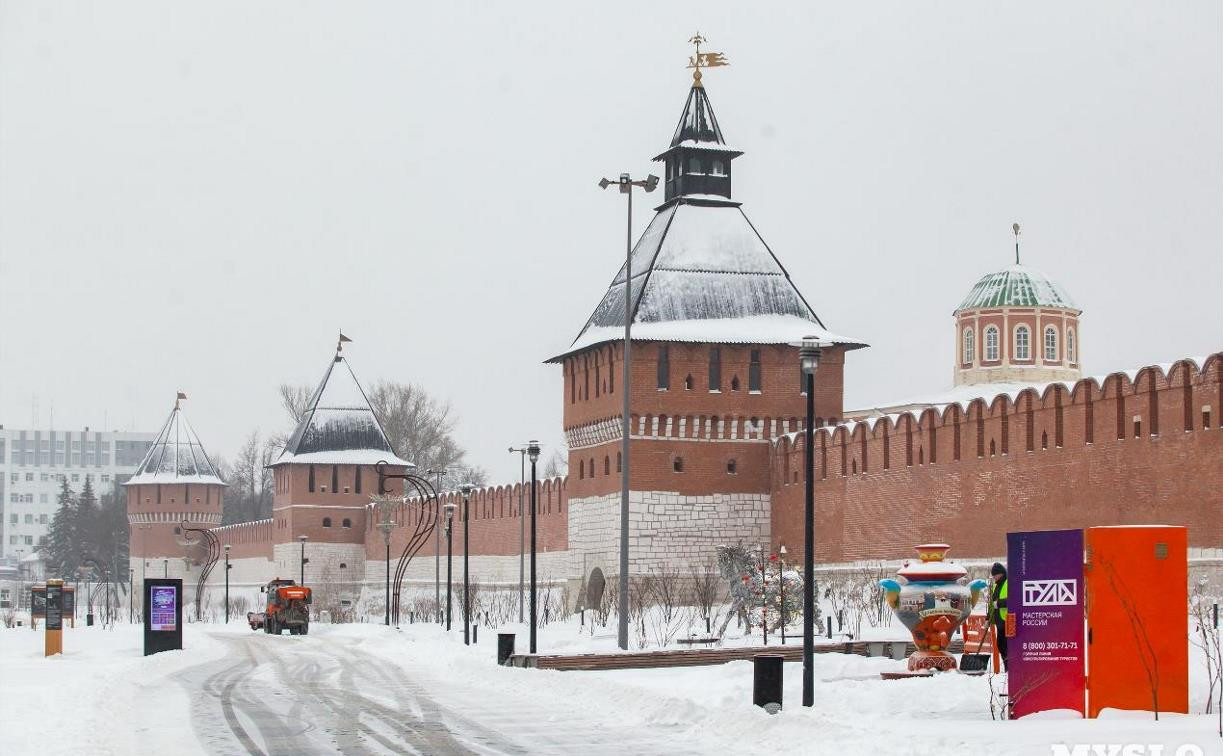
150 586 177 631
1007 529 1085 719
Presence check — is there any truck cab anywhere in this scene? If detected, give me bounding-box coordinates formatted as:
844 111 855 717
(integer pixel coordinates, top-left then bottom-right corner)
260 578 312 635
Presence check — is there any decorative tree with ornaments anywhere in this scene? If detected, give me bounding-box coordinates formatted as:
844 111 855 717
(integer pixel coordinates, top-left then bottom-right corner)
717 543 819 638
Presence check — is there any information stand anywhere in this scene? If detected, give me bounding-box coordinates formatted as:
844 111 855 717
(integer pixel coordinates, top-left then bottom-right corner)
45 579 64 657
143 578 183 656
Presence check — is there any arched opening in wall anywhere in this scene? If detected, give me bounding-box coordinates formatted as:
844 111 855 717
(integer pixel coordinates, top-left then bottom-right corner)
604 456 610 475
174 526 181 535
990 439 996 457
589 457 595 476
331 465 338 493
684 375 693 391
323 517 332 528
1025 398 1035 452
1041 431 1048 450
595 356 601 397
918 447 924 465
339 563 346 570
616 452 622 473
749 349 762 391
583 355 589 400
852 459 857 475
585 568 606 610
579 460 585 480
1204 407 1212 429
882 425 891 470
309 465 316 492
727 459 737 475
731 376 741 392
673 456 684 473
342 518 351 528
355 466 362 494
1134 418 1142 438
657 345 670 390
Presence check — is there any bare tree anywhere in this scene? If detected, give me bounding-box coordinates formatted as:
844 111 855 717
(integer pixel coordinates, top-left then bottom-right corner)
690 561 721 623
541 448 568 479
219 431 277 524
279 384 312 424
1189 576 1222 734
1102 558 1162 719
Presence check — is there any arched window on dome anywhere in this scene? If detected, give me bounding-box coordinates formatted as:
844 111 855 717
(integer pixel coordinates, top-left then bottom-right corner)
1014 325 1030 361
984 327 1000 362
963 327 975 365
1067 328 1076 363
1044 326 1058 362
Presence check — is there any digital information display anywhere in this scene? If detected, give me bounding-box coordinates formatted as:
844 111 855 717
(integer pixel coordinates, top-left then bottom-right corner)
150 585 178 631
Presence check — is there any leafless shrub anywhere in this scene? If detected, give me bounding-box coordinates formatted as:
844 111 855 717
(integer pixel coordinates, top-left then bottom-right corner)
1 606 15 628
598 577 618 628
1189 576 1221 731
629 575 655 648
690 562 721 622
1102 558 1161 719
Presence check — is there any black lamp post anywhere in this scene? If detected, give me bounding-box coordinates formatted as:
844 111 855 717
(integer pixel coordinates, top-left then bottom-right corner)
371 498 395 626
299 535 308 585
459 483 473 645
799 337 823 708
444 501 456 630
598 171 659 651
224 544 231 624
527 440 541 654
779 545 788 645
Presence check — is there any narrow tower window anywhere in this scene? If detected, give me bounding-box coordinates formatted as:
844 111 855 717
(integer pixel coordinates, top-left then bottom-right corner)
963 328 975 365
749 349 762 391
657 345 670 390
984 327 999 361
1044 326 1058 361
1014 325 1030 361
708 347 721 391
1067 328 1076 363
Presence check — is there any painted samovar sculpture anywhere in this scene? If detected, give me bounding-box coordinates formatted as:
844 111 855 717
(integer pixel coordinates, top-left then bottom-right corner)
880 544 988 672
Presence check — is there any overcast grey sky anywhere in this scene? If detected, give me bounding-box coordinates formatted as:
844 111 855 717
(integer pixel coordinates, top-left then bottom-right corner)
2 1 1220 482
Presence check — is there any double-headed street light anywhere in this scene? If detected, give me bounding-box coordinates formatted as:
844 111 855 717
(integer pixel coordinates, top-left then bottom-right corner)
459 482 474 645
598 171 659 651
527 440 541 654
444 501 456 630
799 336 825 708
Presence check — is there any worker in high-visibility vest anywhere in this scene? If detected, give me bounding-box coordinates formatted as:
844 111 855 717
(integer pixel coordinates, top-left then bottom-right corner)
989 562 1010 670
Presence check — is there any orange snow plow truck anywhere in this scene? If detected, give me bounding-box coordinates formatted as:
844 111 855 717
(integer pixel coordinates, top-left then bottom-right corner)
257 578 312 635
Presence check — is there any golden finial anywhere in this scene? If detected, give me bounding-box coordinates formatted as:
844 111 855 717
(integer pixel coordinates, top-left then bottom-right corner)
1012 223 1021 265
687 32 729 87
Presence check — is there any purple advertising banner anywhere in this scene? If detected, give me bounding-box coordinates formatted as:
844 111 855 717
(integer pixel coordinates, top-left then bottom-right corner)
150 585 177 631
1007 529 1085 719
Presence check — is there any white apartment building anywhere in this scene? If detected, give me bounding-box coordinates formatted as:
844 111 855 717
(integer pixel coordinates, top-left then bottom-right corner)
0 426 157 561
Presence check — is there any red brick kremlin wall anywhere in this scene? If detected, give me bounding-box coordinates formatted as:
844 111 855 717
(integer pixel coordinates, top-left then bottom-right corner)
771 354 1223 563
363 478 568 562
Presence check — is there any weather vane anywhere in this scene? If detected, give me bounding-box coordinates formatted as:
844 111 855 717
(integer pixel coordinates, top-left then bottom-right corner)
687 32 729 87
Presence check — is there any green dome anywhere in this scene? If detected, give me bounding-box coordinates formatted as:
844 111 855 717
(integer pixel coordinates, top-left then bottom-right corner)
956 264 1077 312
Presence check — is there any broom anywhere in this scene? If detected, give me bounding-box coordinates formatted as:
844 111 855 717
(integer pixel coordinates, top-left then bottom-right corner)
959 585 995 673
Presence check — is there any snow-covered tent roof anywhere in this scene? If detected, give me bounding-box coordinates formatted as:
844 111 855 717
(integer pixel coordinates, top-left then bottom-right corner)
956 264 1077 312
652 84 742 158
549 200 866 361
272 354 413 468
124 399 226 486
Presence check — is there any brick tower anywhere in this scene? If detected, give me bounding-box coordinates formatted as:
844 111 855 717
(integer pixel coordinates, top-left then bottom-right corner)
549 73 866 584
267 346 412 586
954 226 1083 386
125 394 226 598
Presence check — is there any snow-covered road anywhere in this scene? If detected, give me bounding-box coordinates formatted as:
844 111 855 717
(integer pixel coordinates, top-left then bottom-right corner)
167 628 707 755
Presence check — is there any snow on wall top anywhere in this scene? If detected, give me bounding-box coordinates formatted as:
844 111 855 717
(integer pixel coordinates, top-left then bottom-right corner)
551 200 866 361
124 403 226 487
272 355 412 468
956 264 1077 312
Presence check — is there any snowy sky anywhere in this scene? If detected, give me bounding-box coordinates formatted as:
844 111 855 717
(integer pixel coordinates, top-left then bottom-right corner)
1 1 1220 482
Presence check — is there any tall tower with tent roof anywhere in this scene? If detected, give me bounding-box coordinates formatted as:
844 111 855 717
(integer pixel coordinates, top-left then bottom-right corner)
125 393 226 598
268 342 413 585
548 43 866 586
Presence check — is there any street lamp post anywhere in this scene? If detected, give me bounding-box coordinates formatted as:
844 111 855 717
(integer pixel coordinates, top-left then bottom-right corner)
459 483 474 645
527 441 541 654
508 446 528 624
779 545 788 645
298 535 308 586
224 545 231 624
598 171 659 650
427 468 447 623
799 337 824 708
371 498 396 626
444 502 456 630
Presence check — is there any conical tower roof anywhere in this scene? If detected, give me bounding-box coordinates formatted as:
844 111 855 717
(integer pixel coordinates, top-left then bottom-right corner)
124 397 225 486
548 81 865 362
272 353 412 467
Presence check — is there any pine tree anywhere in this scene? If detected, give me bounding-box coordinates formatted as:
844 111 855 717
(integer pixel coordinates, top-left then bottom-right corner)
76 476 99 563
45 478 78 577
